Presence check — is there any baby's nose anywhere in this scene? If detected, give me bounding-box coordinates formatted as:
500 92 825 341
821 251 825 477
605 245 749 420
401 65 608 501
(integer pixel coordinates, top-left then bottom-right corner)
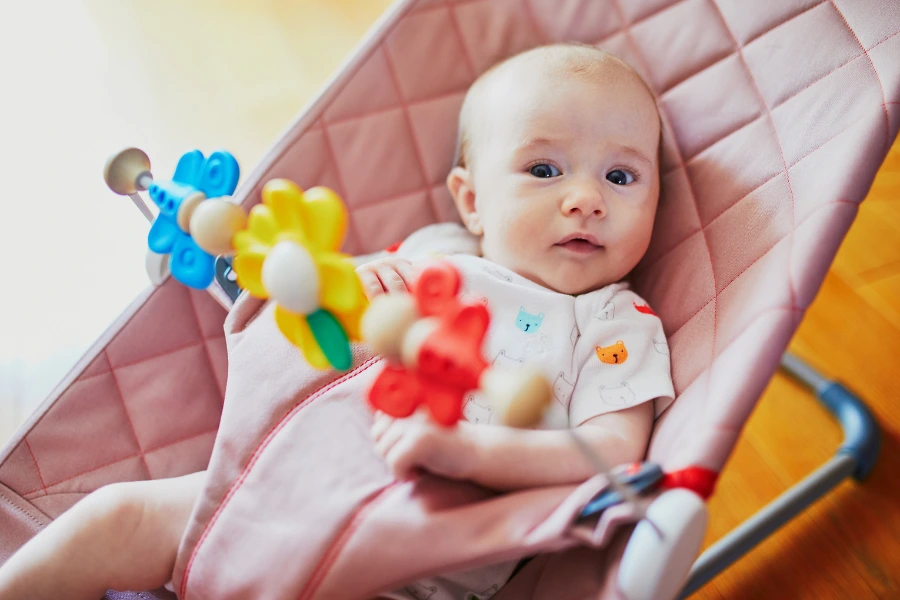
562 182 607 217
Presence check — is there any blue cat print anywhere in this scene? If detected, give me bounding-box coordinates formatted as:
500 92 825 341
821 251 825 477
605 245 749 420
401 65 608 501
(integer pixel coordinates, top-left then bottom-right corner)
516 307 544 334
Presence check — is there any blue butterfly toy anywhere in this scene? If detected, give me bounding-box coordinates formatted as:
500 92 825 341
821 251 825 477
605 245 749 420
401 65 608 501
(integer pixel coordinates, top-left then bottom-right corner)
147 150 240 289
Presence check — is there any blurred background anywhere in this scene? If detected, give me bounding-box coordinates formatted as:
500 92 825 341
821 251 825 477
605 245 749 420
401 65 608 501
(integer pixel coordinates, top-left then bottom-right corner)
0 1 897 598
0 0 393 442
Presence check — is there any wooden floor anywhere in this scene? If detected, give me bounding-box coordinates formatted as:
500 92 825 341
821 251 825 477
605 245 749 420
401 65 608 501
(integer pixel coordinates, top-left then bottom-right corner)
1 2 898 598
697 142 900 599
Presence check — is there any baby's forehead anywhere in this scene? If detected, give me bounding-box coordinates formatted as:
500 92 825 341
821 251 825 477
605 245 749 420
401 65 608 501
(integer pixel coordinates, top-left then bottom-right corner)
480 47 643 100
456 45 658 167
478 60 654 132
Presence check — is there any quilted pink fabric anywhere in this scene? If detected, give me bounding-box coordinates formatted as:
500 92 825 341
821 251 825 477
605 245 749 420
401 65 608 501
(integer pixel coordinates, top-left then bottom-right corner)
0 279 227 565
1 0 899 597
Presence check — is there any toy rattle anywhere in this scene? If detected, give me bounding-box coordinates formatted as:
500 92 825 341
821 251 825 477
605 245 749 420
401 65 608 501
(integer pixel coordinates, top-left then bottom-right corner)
189 179 367 372
105 147 364 371
362 261 552 427
104 147 241 289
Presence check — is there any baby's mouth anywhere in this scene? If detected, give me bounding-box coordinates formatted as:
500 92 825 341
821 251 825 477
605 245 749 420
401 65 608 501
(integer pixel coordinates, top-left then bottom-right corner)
555 234 603 255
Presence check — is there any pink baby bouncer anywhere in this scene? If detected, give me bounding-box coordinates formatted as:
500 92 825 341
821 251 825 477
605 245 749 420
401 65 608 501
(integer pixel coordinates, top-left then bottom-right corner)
2 0 899 598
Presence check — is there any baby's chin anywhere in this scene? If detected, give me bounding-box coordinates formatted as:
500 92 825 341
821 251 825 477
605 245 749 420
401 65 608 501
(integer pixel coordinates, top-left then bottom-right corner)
545 273 615 296
517 264 616 296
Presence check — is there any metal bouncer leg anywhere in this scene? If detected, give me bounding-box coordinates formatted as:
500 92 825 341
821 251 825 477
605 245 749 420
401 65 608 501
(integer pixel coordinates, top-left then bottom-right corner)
678 352 881 597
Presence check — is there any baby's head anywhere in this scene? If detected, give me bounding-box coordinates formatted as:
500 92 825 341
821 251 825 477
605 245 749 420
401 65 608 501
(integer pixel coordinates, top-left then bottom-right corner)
448 44 661 295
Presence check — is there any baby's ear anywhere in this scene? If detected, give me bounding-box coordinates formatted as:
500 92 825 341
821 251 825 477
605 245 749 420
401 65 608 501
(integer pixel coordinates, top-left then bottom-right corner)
447 166 482 235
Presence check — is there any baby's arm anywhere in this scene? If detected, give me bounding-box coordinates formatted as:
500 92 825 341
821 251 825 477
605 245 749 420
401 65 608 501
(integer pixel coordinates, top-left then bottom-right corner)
372 402 653 491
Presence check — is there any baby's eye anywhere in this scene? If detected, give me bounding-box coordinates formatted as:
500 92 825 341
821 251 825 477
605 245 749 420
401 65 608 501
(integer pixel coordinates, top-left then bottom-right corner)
606 169 635 185
529 164 561 178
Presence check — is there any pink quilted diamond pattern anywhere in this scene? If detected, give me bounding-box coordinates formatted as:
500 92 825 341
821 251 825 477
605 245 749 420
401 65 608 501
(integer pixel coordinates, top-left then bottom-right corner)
1 277 226 511
106 282 203 369
617 0 682 24
452 0 544 74
772 57 883 166
527 0 623 44
715 0 823 46
871 37 900 138
327 108 426 208
25 371 144 490
114 344 223 452
665 302 715 394
205 337 229 395
714 238 793 352
686 118 784 227
0 443 45 498
790 202 858 308
410 0 447 12
407 92 466 185
638 232 716 335
706 174 793 293
744 2 859 109
629 0 735 94
643 167 701 265
660 54 765 160
189 288 228 339
430 185 464 224
834 0 900 47
595 32 652 86
789 109 887 223
80 352 111 378
385 7 474 101
143 430 218 481
29 456 149 508
257 128 343 198
350 190 438 251
322 48 403 125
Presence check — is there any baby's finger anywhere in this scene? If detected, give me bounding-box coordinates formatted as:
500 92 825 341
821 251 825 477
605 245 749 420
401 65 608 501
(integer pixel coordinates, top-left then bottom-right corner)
385 435 425 481
374 420 406 460
357 267 385 299
376 266 409 294
395 261 417 289
370 412 394 442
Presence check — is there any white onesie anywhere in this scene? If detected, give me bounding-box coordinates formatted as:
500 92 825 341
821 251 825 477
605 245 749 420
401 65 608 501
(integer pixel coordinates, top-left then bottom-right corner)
379 224 675 600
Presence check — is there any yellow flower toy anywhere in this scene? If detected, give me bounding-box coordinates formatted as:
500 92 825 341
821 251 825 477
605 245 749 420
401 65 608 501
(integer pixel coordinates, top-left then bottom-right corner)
190 179 367 370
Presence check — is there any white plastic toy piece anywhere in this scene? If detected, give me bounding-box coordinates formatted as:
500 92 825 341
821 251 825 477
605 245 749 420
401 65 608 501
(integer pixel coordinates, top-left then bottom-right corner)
618 488 708 600
145 250 171 286
261 241 319 314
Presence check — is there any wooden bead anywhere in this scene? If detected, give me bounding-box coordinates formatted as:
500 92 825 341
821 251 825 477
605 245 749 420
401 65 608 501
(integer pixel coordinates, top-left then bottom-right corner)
481 368 552 429
104 148 151 195
189 198 247 256
177 191 206 233
361 294 419 361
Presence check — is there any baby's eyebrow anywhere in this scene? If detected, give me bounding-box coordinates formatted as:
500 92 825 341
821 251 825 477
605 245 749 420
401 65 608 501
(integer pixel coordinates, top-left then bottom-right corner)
513 137 563 153
514 138 654 168
617 145 653 168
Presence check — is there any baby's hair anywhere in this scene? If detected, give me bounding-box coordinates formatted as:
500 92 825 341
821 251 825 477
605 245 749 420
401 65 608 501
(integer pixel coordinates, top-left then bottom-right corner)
452 43 660 170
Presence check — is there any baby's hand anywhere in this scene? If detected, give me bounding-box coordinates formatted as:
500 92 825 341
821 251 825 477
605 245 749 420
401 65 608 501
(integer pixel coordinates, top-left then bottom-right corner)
356 256 416 299
371 411 479 481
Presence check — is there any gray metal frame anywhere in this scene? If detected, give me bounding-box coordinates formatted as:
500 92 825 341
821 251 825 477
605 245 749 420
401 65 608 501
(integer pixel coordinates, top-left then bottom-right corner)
678 352 881 597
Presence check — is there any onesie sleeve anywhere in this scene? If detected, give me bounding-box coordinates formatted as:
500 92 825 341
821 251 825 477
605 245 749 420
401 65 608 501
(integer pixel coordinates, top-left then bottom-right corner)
568 287 675 426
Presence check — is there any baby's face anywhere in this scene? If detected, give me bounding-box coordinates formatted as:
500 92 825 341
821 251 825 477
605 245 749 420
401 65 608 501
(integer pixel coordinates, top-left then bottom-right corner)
453 63 661 295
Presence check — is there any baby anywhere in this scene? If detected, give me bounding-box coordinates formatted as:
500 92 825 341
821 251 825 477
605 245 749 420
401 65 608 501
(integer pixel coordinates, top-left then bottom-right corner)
0 43 672 600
